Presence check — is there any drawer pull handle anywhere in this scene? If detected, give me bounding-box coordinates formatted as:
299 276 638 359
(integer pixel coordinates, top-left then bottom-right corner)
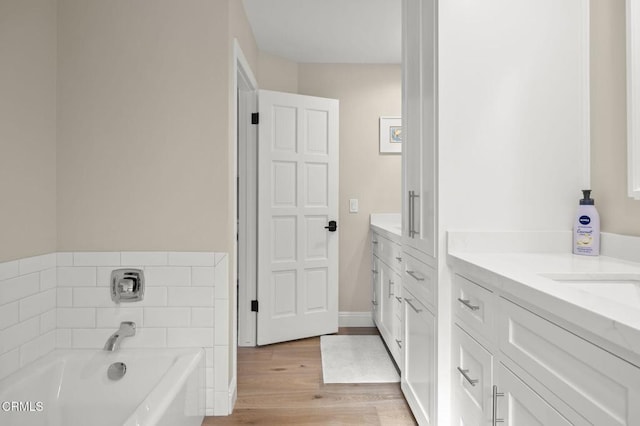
395 339 402 348
395 296 402 303
404 298 423 313
457 298 480 311
408 190 420 237
395 256 402 262
406 270 425 281
456 367 478 386
492 385 505 425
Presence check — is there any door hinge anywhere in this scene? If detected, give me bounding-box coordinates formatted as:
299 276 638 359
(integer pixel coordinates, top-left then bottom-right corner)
251 113 259 125
251 300 259 312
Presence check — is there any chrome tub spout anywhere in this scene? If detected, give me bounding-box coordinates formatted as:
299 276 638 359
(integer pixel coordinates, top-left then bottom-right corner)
103 321 136 351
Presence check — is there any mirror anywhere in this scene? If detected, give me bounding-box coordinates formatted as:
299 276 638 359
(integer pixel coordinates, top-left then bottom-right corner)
628 0 640 199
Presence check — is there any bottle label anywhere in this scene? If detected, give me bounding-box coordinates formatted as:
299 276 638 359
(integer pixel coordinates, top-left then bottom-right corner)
579 215 591 225
575 223 593 253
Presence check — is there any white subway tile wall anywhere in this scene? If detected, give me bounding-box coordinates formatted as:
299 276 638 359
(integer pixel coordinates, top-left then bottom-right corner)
0 251 228 416
0 254 57 381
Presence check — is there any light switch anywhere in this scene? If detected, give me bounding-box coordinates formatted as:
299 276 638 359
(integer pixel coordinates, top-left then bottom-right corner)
349 198 359 213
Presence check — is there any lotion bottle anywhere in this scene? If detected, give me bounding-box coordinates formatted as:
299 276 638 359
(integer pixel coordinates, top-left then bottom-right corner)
573 189 600 256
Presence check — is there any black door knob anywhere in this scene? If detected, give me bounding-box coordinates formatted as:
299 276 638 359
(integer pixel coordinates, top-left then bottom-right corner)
324 220 337 232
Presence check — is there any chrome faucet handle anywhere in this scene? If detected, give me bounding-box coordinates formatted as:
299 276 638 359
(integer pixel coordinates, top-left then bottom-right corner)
110 269 145 303
118 278 135 294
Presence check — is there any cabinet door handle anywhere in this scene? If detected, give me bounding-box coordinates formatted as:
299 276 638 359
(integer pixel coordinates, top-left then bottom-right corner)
389 280 394 297
372 300 378 306
395 296 402 303
409 191 420 238
395 256 402 262
492 385 505 425
372 240 379 245
404 297 423 313
408 190 413 238
457 298 480 311
407 270 425 281
395 339 402 348
456 367 478 386
372 269 378 274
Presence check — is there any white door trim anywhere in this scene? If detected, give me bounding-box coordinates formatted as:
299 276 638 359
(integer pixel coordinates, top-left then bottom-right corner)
235 39 258 350
237 89 258 348
233 39 258 415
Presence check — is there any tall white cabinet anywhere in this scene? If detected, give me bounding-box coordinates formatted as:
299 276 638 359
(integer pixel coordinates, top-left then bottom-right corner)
400 0 589 424
401 1 438 423
402 0 436 260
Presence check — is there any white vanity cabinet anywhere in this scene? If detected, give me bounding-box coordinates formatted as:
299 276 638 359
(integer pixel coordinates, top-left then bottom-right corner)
494 362 573 426
401 0 436 259
451 270 640 426
400 0 590 419
371 229 404 370
404 286 436 426
371 254 382 327
452 323 573 426
402 250 437 425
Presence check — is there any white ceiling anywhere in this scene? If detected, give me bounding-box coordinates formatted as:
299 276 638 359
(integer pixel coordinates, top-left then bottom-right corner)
242 0 401 64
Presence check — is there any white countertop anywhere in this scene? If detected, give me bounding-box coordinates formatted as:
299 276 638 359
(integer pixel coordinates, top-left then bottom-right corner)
448 248 640 361
370 213 401 239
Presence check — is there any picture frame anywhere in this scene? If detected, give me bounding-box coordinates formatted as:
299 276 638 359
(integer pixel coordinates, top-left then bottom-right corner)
379 116 402 154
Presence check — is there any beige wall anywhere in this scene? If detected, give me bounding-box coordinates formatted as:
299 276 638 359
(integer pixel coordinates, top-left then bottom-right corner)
228 0 258 388
298 64 402 312
57 0 232 252
0 0 57 262
229 0 258 76
258 51 299 93
591 0 640 236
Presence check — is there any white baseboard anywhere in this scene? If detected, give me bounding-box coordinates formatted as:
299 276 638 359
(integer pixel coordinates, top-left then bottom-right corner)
228 375 237 414
339 311 375 327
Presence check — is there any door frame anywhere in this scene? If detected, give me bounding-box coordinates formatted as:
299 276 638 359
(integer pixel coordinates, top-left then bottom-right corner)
234 40 258 349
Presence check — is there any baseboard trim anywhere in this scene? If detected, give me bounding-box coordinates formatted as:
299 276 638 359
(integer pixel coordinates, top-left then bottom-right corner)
228 375 237 414
339 311 374 327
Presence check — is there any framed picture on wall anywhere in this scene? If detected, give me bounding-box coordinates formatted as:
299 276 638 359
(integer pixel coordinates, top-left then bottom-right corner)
379 116 402 154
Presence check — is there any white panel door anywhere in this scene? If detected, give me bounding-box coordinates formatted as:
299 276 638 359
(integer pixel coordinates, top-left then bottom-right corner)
257 90 339 346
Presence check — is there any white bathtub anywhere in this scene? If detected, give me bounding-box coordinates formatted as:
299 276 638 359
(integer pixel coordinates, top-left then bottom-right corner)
0 348 205 426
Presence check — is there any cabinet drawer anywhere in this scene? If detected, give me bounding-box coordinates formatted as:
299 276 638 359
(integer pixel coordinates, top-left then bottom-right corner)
403 287 435 425
372 231 403 274
371 232 382 256
495 362 572 426
403 253 436 309
393 284 403 322
381 265 400 339
498 297 640 426
385 241 403 275
453 274 495 344
452 324 493 426
372 232 393 260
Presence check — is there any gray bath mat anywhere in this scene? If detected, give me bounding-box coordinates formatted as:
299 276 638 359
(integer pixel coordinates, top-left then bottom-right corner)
320 335 400 384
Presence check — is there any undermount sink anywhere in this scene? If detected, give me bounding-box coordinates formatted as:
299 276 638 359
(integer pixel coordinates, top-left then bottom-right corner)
539 273 640 308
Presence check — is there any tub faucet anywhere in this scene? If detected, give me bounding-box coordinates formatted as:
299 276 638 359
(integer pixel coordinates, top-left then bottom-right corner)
103 321 136 351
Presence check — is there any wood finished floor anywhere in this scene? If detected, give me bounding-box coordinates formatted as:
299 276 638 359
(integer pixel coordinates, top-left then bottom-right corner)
203 327 416 425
